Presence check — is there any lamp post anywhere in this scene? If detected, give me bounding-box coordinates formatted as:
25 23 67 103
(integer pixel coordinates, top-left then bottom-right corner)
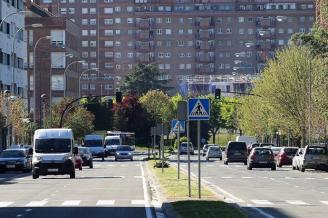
49 53 73 127
0 11 28 30
79 68 99 97
40 94 47 128
63 60 85 97
12 23 43 95
32 35 51 123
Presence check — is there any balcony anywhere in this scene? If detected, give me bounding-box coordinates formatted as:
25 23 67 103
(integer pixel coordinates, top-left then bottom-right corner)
196 31 215 40
135 54 155 63
195 65 215 74
256 43 274 50
256 18 275 28
196 42 215 51
257 30 274 39
136 19 154 29
135 31 154 41
196 54 215 63
195 18 214 28
135 42 155 52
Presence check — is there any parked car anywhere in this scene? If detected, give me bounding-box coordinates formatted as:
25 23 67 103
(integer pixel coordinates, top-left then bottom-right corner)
270 147 282 159
179 142 194 155
115 145 133 161
78 147 93 168
292 148 304 170
247 147 276 170
276 147 299 167
0 149 32 173
299 145 328 172
224 141 247 165
247 143 260 155
203 144 218 156
205 146 222 160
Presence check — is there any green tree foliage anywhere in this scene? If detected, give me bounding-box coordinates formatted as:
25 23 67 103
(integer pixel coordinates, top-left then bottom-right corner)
121 63 169 95
238 46 327 146
113 95 153 144
139 90 174 124
83 98 113 131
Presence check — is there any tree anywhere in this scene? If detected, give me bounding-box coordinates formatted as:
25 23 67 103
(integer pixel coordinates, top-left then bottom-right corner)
121 63 169 95
113 95 153 144
207 95 223 143
238 46 327 147
139 90 174 124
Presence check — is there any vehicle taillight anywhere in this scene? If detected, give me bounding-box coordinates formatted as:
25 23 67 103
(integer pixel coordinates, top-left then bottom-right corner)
281 152 287 159
250 154 256 160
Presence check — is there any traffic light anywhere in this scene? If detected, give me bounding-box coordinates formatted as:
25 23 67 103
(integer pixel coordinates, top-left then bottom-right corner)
116 91 122 103
215 88 221 100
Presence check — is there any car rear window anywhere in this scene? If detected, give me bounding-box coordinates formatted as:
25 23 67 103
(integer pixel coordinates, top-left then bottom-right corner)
307 147 327 155
284 148 298 155
228 142 246 151
254 149 273 156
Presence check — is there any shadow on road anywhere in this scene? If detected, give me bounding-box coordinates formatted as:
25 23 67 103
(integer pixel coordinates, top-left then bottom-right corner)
0 172 31 185
240 205 294 218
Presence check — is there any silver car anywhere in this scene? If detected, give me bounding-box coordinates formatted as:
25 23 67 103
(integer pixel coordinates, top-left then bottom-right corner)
179 142 194 155
205 146 222 160
115 145 133 161
299 145 328 172
203 144 217 156
292 148 304 170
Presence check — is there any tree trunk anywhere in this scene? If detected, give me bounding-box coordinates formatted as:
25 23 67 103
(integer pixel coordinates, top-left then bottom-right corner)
301 126 307 148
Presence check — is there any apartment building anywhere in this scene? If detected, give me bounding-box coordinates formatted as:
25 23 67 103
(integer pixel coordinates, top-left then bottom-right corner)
36 0 315 95
0 0 26 96
26 0 81 125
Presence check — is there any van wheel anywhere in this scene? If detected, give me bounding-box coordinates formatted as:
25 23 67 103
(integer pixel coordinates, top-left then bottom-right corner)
70 171 75 179
301 166 305 172
224 161 228 165
220 157 222 161
79 166 82 171
271 166 276 171
32 173 39 179
244 161 247 165
292 166 296 170
206 157 209 161
247 165 252 170
90 163 93 169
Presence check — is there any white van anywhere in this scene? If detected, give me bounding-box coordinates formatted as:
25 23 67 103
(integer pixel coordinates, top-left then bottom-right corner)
32 129 76 179
83 135 105 160
236 135 257 146
104 135 121 156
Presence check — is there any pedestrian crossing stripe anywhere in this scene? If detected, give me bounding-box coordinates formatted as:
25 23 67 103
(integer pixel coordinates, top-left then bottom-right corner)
190 100 208 116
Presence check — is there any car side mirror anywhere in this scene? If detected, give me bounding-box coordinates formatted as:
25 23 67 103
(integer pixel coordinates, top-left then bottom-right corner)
73 147 78 155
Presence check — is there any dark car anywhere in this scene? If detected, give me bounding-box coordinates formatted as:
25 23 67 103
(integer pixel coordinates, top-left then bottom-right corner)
247 143 260 155
78 147 93 168
247 147 276 170
0 149 32 173
276 147 299 167
224 141 247 165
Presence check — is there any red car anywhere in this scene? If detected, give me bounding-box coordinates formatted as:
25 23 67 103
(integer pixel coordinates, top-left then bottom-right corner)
74 154 83 171
276 147 299 167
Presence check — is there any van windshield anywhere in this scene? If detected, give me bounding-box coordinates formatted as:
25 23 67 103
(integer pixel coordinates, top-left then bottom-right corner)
84 140 103 147
228 142 246 152
35 139 71 153
105 139 120 145
307 147 327 155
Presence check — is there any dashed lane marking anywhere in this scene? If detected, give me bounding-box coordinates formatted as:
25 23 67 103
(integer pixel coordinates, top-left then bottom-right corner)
96 200 115 206
242 177 253 179
131 200 146 205
320 201 328 205
221 176 232 179
134 176 142 179
251 200 274 205
61 200 81 206
25 201 48 207
285 200 309 205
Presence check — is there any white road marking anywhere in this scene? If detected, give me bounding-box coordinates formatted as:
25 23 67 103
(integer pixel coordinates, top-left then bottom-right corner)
247 204 276 218
140 162 153 218
286 200 309 205
242 177 253 179
134 176 142 179
120 164 128 167
205 165 214 167
221 176 232 179
107 164 114 167
94 165 100 168
0 202 14 207
131 200 146 205
320 201 328 205
25 201 48 207
96 200 115 206
305 178 315 180
251 200 274 205
62 200 81 206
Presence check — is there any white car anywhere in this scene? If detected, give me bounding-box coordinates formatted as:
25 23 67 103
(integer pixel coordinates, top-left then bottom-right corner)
299 145 328 172
292 148 304 170
179 142 194 155
205 146 222 161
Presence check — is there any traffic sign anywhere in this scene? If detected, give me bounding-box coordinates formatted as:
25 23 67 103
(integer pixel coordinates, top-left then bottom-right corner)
188 98 210 120
171 119 186 133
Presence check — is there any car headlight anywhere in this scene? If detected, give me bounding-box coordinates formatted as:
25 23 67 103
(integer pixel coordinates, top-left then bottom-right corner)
116 152 120 155
33 156 42 162
63 156 69 161
128 152 132 155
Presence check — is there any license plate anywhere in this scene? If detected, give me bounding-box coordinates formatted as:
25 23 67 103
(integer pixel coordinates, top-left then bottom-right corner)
259 161 268 164
6 165 15 168
47 168 58 172
234 152 241 155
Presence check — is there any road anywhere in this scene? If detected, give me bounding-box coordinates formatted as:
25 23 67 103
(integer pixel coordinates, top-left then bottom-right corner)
0 155 155 218
170 153 328 218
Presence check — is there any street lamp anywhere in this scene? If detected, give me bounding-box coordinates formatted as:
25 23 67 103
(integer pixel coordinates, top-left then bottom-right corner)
63 60 85 97
12 23 43 95
276 16 287 22
79 68 99 97
40 94 47 128
0 11 29 30
33 35 52 123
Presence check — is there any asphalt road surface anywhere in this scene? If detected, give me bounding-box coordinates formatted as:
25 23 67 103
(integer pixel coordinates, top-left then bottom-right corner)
170 153 328 218
0 155 155 218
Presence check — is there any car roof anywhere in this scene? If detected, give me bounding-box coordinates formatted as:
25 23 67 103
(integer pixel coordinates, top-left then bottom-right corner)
34 129 73 139
3 149 26 153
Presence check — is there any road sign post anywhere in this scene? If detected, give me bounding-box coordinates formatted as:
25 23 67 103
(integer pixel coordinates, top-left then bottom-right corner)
187 119 191 197
177 123 180 179
177 101 187 181
188 98 210 199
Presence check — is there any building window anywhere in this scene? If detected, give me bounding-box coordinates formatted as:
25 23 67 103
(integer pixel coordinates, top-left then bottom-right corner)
51 52 66 68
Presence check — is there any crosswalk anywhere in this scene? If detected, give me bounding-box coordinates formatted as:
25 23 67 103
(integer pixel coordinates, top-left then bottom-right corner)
0 200 148 208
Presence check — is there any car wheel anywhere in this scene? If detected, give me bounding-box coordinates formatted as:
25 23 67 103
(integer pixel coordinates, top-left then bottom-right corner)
70 171 75 179
292 165 296 170
278 164 282 168
224 160 228 165
130 158 133 161
244 161 247 165
247 165 252 170
191 152 194 155
32 173 39 179
90 162 93 169
79 166 82 171
115 158 117 161
271 166 276 171
102 156 105 161
206 157 209 161
220 157 222 161
301 165 305 172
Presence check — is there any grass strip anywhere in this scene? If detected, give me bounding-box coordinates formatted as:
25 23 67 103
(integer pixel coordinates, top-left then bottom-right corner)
171 200 247 218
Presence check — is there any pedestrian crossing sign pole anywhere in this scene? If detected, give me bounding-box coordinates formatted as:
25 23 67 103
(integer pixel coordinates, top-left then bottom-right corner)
188 98 210 199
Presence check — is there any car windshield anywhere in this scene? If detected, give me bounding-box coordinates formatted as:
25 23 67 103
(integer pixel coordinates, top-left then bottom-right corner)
284 148 298 155
78 148 88 154
307 147 327 155
117 146 131 151
105 139 120 145
252 144 260 148
35 139 71 153
84 140 103 147
181 143 191 147
0 150 25 158
228 142 246 151
210 147 220 152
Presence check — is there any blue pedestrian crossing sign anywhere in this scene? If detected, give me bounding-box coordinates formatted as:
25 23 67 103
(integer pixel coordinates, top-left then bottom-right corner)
188 98 210 120
171 119 186 133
